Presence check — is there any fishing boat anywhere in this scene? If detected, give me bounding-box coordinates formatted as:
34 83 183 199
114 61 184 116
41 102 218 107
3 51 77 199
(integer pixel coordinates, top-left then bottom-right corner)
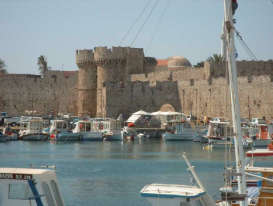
244 124 273 148
0 167 65 206
201 120 233 146
49 119 81 141
162 120 199 141
92 118 123 141
19 118 48 141
72 120 103 141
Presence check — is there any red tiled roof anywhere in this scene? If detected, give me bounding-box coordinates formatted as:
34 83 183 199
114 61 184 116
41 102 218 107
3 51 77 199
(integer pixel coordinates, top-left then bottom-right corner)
63 70 77 78
156 59 168 66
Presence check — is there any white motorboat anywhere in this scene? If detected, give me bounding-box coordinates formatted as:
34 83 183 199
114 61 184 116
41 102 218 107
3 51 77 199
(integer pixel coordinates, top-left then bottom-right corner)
162 120 200 141
92 118 123 141
244 124 273 148
0 167 65 206
19 118 48 141
72 120 103 141
49 119 81 141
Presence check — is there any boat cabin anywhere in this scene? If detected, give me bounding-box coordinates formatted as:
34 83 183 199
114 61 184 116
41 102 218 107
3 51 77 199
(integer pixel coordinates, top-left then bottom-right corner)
49 120 69 134
72 120 94 133
206 121 232 140
0 168 65 206
19 119 44 136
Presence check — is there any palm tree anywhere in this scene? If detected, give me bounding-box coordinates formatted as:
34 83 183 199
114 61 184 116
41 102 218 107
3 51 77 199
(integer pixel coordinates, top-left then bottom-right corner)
207 54 224 64
37 55 48 75
194 61 204 68
0 58 7 74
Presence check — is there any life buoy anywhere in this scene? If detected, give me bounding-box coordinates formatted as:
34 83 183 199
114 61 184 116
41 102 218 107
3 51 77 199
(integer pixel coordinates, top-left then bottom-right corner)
99 123 104 130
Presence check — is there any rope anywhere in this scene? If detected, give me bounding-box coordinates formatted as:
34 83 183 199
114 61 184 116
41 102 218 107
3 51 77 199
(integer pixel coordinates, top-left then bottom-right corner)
234 29 258 61
130 0 160 47
119 0 152 45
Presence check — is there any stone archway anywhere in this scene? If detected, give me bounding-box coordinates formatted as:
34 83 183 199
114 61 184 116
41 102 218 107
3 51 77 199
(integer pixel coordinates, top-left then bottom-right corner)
160 104 176 112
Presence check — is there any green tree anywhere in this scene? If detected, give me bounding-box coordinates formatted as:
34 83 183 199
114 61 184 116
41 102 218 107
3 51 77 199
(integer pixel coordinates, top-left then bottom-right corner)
37 55 48 75
0 58 7 74
207 54 224 64
194 61 204 68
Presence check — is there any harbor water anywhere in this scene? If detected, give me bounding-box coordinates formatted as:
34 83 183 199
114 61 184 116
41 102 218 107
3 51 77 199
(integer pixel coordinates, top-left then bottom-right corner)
1 140 272 206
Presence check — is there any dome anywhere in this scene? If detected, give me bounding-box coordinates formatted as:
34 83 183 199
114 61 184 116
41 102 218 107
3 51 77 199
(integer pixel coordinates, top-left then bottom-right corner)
168 56 192 68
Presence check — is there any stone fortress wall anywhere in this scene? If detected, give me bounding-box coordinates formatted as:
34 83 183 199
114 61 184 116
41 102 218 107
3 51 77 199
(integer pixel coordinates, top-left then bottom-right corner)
0 70 78 116
0 46 272 120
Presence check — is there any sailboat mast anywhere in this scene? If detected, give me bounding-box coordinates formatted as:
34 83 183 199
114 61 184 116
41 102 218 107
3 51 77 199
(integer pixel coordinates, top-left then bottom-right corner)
223 1 247 206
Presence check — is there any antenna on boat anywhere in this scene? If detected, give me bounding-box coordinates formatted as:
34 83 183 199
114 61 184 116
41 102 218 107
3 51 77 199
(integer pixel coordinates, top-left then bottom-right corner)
223 0 247 206
182 152 204 190
182 152 216 206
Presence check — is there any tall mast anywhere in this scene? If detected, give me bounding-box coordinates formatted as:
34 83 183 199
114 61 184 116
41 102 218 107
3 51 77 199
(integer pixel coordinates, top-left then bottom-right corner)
223 1 247 206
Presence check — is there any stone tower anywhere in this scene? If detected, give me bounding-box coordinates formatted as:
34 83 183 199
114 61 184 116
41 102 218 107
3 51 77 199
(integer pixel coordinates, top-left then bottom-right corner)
94 47 127 117
76 49 97 117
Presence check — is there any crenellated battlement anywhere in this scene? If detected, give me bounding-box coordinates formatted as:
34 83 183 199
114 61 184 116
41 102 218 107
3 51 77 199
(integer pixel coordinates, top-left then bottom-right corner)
94 46 127 66
144 57 157 65
75 49 95 67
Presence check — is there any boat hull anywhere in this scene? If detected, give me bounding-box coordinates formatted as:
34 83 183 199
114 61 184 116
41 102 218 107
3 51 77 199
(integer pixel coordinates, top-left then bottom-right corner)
104 132 122 141
162 132 195 141
20 133 48 141
81 132 103 141
52 132 82 141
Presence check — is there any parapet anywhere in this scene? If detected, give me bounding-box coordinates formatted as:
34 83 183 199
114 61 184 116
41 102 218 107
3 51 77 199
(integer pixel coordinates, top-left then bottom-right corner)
144 57 157 66
75 49 95 67
94 46 128 66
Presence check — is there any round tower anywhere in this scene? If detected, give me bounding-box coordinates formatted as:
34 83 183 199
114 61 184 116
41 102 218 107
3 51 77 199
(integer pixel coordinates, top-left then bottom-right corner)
94 47 127 117
76 49 97 117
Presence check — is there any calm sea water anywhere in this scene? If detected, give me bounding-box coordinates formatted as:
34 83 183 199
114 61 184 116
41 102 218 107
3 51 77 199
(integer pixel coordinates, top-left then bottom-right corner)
0 140 272 206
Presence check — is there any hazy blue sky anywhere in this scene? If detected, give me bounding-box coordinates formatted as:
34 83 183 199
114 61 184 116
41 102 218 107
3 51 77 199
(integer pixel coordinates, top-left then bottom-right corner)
1 0 272 74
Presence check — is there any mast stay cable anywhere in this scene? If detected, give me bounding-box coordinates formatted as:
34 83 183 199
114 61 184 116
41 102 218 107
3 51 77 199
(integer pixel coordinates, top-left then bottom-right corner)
145 0 171 54
130 0 160 47
234 29 258 60
119 0 152 46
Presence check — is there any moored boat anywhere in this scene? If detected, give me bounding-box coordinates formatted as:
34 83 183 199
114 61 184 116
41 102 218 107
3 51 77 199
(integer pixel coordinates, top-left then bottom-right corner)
162 120 199 141
49 119 81 141
19 118 48 141
72 120 103 141
0 167 65 206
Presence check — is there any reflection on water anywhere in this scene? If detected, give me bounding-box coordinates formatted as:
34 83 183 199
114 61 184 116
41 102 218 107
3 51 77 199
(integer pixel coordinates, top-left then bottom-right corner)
0 140 272 206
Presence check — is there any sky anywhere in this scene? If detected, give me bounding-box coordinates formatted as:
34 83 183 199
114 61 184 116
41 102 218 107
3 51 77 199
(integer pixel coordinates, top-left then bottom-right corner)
0 0 272 74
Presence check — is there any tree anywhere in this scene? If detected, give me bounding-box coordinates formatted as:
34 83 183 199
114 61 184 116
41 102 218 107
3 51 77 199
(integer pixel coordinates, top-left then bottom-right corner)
0 58 7 74
194 61 204 68
207 54 224 64
37 55 48 75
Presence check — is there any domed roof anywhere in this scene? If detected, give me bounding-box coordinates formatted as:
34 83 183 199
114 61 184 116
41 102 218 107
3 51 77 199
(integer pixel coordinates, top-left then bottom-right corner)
168 56 192 68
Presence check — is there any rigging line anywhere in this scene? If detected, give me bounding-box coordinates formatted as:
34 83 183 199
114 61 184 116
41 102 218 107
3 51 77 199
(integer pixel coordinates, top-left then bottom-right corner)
234 29 258 60
130 0 160 47
119 0 152 45
146 0 171 53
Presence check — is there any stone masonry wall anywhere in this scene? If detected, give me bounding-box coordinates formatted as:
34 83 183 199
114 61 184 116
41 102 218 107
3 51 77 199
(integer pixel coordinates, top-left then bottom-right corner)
104 81 181 119
0 70 78 116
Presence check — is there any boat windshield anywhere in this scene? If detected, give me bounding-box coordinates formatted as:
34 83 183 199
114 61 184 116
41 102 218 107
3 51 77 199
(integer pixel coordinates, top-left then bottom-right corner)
8 182 33 200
